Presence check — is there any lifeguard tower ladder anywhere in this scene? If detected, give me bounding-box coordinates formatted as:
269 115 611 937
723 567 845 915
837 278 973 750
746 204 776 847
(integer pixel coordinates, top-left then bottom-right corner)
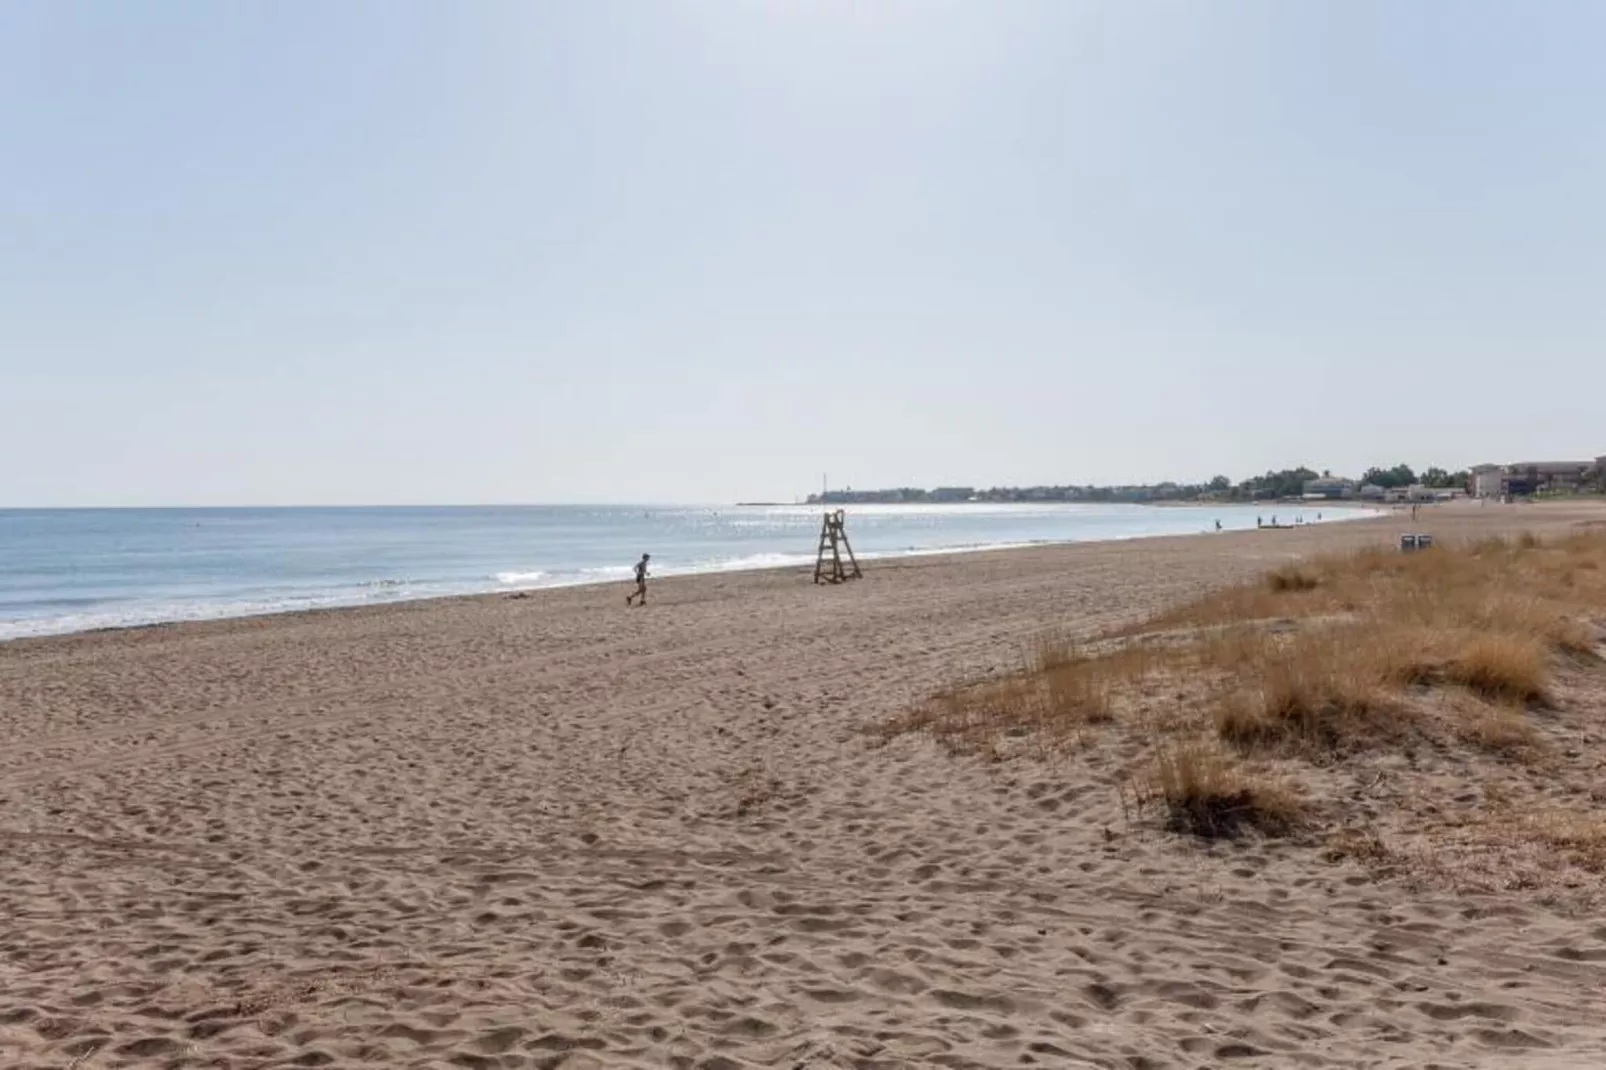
813 510 862 584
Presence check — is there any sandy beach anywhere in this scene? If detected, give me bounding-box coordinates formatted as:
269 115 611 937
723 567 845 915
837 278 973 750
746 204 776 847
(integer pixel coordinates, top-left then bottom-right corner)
4 500 1606 1069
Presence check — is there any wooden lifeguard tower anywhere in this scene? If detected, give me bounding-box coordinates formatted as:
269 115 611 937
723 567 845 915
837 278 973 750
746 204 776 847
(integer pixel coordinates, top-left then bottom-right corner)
813 510 862 584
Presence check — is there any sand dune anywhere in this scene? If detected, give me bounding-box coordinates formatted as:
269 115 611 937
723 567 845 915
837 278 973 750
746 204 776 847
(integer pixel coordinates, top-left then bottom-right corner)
4 501 1606 1068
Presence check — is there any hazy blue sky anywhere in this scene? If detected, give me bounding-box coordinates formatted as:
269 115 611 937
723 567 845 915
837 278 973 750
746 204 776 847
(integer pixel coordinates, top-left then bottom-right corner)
4 1 1604 506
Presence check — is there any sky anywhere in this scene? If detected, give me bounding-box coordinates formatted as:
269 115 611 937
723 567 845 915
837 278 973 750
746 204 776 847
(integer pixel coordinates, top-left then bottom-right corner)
3 0 1604 506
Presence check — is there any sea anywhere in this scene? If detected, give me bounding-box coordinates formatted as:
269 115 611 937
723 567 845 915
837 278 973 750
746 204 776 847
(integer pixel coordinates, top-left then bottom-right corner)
0 503 1365 640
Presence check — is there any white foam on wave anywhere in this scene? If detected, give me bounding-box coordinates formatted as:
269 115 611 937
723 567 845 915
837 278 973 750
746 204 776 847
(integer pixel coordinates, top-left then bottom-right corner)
494 571 547 585
0 594 368 641
698 552 814 572
0 579 473 642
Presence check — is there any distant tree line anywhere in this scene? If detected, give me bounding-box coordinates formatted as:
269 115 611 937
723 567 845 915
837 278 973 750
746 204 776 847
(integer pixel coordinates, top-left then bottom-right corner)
805 463 1474 505
1360 464 1468 490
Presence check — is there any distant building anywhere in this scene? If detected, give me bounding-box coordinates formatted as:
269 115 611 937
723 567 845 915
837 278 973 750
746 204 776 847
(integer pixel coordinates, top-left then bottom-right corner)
1358 483 1388 501
1405 484 1463 502
1468 460 1598 498
929 487 975 503
1302 477 1356 500
1470 465 1505 499
1511 462 1593 496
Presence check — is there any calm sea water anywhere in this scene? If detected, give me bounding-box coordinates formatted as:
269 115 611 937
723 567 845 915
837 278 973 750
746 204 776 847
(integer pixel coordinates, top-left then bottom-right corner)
0 503 1361 640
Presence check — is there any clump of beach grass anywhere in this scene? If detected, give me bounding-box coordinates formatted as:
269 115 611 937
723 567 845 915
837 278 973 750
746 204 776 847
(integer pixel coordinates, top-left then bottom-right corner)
1442 635 1551 704
889 636 1164 755
1212 631 1403 756
1527 812 1606 873
1140 741 1303 839
1266 563 1320 593
1458 701 1543 757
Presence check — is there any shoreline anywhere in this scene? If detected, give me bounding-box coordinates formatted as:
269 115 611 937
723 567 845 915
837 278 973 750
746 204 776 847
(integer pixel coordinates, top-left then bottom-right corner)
1 504 1384 646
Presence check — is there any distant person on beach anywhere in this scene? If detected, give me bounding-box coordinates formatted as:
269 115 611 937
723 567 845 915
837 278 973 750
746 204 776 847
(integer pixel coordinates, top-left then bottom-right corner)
626 553 651 606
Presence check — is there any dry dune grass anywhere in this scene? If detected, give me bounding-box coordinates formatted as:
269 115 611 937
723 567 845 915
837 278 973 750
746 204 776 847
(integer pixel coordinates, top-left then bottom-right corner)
1458 700 1545 757
1134 741 1304 839
1527 812 1606 873
888 529 1606 860
884 639 1160 756
1212 625 1412 756
1159 531 1603 759
1265 562 1320 592
1443 634 1551 703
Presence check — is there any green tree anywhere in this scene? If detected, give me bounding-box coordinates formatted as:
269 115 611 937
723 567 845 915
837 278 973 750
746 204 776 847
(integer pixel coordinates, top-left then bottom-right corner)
1237 467 1319 500
1362 464 1417 489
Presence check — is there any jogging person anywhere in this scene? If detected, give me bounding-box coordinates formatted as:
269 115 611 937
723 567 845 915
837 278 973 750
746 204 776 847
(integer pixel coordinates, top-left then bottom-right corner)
626 553 651 606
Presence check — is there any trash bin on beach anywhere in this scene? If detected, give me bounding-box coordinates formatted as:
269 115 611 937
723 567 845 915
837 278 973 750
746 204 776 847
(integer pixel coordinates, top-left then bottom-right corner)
1399 533 1434 552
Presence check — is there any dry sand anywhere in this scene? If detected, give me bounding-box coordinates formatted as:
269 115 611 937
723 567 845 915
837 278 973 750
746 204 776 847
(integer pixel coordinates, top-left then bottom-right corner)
3 501 1606 1069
